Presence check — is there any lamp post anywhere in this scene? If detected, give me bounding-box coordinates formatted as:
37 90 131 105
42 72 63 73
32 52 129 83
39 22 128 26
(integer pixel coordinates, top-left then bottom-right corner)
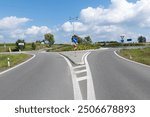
69 16 78 36
69 17 78 56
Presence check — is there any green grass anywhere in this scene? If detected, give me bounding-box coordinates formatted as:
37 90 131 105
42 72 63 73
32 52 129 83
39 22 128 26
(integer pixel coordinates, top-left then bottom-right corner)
0 53 32 71
0 43 47 52
47 44 101 52
119 47 150 65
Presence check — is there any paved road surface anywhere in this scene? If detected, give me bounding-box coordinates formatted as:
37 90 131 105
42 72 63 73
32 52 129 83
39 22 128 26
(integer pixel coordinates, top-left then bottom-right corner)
0 52 73 100
88 49 150 100
0 48 150 100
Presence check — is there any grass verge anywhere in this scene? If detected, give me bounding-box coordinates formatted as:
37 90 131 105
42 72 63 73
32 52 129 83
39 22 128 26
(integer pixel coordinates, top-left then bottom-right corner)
119 47 150 65
0 53 32 72
47 44 101 52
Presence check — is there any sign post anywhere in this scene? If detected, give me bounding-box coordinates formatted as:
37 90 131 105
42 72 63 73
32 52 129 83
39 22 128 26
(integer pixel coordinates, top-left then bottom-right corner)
72 36 78 57
120 35 125 43
18 43 25 52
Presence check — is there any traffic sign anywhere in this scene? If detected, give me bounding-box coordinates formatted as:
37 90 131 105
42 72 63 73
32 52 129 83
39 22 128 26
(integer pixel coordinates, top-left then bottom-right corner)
121 39 124 43
72 37 78 44
127 39 132 41
18 43 24 46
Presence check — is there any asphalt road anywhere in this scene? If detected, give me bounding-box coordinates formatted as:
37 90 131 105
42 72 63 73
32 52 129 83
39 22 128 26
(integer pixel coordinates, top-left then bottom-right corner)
0 52 73 100
88 49 150 100
0 49 150 100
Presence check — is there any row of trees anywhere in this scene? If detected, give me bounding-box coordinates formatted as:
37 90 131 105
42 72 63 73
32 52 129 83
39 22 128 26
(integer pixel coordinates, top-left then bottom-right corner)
71 35 92 44
15 33 55 50
16 34 92 51
137 36 147 43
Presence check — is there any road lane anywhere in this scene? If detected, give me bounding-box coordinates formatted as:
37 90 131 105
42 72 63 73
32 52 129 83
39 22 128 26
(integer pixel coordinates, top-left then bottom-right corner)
88 49 150 100
0 52 73 100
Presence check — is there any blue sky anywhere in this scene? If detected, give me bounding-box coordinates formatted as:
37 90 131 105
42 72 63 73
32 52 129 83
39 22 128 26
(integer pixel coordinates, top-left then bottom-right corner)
0 0 149 43
0 0 110 27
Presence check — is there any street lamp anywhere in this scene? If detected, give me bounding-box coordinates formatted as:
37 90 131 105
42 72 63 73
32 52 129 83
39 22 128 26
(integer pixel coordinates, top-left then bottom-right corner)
69 16 78 35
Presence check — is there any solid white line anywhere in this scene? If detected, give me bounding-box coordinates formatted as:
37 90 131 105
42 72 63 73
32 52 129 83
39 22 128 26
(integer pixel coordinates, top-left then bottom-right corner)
84 52 96 100
0 53 36 75
114 51 150 68
81 51 89 64
75 69 87 74
73 65 86 69
60 55 83 100
77 76 87 82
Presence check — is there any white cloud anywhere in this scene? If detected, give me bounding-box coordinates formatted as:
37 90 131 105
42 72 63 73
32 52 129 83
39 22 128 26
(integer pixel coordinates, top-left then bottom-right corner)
80 0 136 24
80 0 150 27
1 0 150 43
62 21 87 32
61 0 150 42
0 16 30 29
26 26 51 35
0 16 52 42
92 25 123 34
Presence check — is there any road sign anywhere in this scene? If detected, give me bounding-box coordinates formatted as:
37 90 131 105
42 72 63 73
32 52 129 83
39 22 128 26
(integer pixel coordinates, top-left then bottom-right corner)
72 37 78 44
41 42 45 45
127 39 132 41
121 39 124 43
120 36 125 39
18 43 24 46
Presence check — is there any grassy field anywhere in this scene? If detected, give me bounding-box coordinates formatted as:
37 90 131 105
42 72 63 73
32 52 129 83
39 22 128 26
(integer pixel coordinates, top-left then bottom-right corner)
0 53 32 71
47 44 101 52
0 43 47 52
119 47 150 65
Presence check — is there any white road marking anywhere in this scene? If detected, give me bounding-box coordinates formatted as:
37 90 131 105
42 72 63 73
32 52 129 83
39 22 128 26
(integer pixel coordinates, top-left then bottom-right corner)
81 51 90 64
114 51 150 68
77 76 87 82
0 53 36 75
60 51 96 100
60 55 83 100
73 65 86 69
84 52 96 100
75 69 87 74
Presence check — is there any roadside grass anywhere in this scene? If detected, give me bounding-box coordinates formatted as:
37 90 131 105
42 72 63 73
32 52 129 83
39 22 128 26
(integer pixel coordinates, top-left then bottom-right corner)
119 47 150 65
47 44 101 52
0 53 32 71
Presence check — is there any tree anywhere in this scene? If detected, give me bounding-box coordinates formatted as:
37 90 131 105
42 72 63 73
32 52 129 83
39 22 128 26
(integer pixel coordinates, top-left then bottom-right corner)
31 42 36 50
84 36 92 44
138 36 146 43
44 33 55 47
16 39 25 51
71 35 83 44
